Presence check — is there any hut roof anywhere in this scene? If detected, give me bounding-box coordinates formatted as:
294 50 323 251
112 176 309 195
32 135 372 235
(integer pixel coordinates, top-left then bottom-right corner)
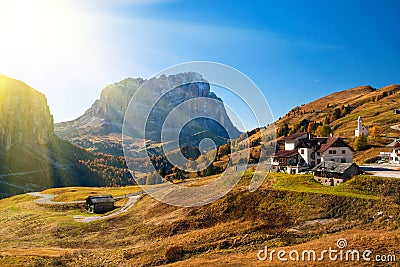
312 161 360 174
86 195 115 204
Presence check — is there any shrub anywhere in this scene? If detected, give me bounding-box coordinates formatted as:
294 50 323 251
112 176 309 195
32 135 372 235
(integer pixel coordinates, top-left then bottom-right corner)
354 135 369 151
164 246 185 263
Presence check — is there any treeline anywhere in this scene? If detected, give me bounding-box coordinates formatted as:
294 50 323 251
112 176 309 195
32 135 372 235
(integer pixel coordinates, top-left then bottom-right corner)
277 104 352 138
77 152 135 187
368 90 396 102
277 119 332 138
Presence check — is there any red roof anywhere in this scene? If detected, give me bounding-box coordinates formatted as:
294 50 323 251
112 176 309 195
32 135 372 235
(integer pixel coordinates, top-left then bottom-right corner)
274 149 299 158
284 132 307 141
317 137 352 152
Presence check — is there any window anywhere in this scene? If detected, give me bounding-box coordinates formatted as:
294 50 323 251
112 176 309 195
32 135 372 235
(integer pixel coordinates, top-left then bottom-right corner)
300 149 304 154
342 150 346 154
341 158 346 163
328 150 336 155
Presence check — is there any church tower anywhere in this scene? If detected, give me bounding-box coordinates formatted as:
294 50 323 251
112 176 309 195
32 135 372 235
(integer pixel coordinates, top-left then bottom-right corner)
355 116 368 137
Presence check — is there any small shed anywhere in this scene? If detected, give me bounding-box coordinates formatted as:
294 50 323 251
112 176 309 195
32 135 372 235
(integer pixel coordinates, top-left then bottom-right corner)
85 195 115 213
312 162 362 186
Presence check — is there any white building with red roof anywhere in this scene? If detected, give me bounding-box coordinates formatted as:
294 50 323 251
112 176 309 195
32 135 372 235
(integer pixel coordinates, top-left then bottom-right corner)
271 132 354 174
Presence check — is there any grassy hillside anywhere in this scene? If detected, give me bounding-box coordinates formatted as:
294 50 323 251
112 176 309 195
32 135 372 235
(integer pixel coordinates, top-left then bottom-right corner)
276 84 400 140
0 173 399 266
235 84 400 164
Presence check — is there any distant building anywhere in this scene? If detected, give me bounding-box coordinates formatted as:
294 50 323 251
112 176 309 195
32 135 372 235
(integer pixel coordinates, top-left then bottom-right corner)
389 142 400 164
355 116 368 137
86 195 115 213
379 151 391 163
386 139 400 148
313 161 362 186
377 139 400 164
271 133 354 174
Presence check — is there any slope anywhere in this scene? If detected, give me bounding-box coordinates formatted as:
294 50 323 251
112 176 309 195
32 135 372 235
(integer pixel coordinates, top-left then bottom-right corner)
0 173 398 266
275 84 400 140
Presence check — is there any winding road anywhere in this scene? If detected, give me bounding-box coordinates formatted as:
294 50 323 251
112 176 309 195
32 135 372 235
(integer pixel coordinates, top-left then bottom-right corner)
27 192 85 205
361 164 400 178
27 191 143 223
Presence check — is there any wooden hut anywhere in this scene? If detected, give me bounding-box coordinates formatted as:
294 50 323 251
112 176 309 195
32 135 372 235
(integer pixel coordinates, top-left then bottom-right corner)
85 195 115 213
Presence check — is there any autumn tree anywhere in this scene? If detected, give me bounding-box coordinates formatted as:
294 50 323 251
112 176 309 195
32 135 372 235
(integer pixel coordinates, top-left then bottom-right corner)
316 125 333 137
218 144 230 158
369 125 383 140
307 121 315 133
354 135 369 151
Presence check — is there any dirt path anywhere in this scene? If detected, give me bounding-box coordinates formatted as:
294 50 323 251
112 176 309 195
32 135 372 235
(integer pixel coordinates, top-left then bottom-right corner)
0 164 74 178
27 192 85 205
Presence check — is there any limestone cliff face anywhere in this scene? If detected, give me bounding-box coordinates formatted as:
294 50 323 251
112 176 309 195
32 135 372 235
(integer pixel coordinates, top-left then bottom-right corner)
0 75 54 151
55 72 240 144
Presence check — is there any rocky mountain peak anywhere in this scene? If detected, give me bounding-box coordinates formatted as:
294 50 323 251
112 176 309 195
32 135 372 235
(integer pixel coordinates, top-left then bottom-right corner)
56 72 237 138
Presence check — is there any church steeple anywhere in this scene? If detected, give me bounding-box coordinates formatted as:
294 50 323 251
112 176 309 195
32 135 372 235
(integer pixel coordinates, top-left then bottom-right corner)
355 116 368 137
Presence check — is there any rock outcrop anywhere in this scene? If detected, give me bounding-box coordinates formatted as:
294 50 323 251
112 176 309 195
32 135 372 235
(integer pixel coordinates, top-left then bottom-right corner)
0 75 54 151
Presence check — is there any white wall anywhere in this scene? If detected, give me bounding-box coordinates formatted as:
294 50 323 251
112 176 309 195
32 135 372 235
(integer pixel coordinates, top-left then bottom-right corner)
285 141 296 151
298 148 313 165
390 149 400 164
321 147 353 163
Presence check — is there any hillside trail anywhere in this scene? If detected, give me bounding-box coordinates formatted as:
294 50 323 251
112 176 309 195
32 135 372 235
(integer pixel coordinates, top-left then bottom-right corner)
0 164 75 179
27 192 85 205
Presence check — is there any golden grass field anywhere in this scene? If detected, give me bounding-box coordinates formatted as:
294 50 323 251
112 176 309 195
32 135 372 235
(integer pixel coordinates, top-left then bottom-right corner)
0 172 399 266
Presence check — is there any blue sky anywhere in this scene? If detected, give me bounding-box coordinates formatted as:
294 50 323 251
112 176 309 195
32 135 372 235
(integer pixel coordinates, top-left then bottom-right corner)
1 0 399 129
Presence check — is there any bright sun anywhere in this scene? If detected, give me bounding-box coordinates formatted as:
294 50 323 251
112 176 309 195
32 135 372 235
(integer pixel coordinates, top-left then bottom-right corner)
0 0 92 73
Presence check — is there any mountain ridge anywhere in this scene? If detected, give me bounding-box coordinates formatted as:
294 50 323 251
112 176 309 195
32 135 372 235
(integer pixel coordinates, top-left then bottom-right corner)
55 72 240 155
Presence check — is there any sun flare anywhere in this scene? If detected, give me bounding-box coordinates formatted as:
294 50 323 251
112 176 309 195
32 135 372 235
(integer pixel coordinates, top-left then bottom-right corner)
0 0 93 74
